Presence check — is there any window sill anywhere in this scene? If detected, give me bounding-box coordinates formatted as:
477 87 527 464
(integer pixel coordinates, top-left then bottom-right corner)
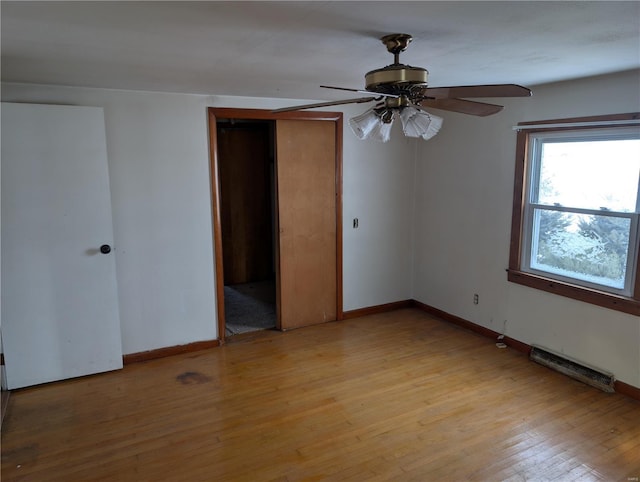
507 269 639 316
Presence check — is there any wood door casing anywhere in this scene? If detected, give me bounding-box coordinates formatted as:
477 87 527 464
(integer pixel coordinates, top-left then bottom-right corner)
208 108 343 342
276 119 337 329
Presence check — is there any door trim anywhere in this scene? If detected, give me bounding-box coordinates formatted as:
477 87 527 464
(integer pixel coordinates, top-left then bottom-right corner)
207 108 344 343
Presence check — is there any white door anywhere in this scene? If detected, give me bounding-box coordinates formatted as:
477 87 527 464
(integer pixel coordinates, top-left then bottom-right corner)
1 102 123 389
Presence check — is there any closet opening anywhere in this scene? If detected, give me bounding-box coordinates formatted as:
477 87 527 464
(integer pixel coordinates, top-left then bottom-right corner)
217 119 277 337
209 107 344 344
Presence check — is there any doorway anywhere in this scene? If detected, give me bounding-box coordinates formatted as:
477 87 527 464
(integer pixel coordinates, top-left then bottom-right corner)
208 108 344 342
217 119 277 336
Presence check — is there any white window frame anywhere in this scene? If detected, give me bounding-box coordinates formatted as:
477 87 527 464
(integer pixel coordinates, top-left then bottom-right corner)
508 113 640 316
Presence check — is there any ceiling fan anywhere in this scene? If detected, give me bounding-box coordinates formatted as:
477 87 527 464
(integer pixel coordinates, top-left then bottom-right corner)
274 33 532 142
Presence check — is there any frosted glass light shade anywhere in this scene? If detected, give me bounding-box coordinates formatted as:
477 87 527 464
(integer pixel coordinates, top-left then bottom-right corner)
368 119 393 143
399 107 443 140
349 106 440 142
348 109 381 140
349 108 393 142
421 114 443 141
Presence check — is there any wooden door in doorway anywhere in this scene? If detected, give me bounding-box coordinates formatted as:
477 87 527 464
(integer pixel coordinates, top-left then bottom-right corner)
276 119 337 329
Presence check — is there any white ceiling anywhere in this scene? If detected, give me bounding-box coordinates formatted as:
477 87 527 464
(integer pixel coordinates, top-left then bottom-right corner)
2 1 639 101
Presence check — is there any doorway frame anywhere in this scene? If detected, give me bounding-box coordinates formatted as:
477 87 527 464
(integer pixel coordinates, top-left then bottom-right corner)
207 107 344 343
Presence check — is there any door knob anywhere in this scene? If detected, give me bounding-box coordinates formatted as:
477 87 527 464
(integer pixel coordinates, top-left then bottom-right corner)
100 244 111 254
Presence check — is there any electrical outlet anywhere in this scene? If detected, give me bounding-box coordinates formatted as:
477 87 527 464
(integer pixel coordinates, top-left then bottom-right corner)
473 293 479 305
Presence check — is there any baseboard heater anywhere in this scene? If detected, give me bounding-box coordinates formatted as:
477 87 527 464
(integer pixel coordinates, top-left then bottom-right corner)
530 345 615 393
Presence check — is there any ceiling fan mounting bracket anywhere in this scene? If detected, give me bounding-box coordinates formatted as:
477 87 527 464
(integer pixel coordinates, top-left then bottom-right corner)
380 33 413 56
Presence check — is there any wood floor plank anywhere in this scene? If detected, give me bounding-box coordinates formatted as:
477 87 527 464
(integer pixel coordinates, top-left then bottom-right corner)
2 308 639 481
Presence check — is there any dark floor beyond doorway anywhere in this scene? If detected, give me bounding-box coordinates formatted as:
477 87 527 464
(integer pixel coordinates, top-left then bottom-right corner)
224 280 276 336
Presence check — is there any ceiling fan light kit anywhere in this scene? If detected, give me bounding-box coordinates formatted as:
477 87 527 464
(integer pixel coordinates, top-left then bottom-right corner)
349 105 443 143
349 108 394 143
275 33 532 142
400 107 443 140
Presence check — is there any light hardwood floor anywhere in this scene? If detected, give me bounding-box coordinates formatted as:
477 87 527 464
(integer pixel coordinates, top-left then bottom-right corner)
2 309 639 481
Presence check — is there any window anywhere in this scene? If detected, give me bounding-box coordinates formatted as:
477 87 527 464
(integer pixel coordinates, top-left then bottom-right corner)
508 113 640 315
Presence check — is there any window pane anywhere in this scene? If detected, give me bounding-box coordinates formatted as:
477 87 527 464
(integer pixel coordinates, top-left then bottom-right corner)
530 209 630 290
537 139 640 212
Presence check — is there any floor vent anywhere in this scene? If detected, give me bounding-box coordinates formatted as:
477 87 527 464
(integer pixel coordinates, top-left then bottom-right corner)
530 346 615 393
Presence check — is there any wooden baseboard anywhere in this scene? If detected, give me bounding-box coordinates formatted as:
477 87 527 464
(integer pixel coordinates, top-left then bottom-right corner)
1 352 7 427
410 300 639 401
614 380 640 401
118 302 639 402
123 340 220 365
342 300 413 320
410 300 530 355
1 389 9 428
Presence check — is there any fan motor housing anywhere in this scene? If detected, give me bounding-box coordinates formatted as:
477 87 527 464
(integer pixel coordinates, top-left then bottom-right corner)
365 64 429 94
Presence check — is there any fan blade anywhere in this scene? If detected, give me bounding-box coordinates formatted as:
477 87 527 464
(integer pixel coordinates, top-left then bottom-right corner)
272 97 376 113
320 85 361 93
419 98 504 116
320 85 399 98
424 84 532 99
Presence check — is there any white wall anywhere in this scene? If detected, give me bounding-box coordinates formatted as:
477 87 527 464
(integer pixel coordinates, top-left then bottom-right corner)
412 70 640 387
341 104 416 311
2 84 218 355
7 72 635 388
1 83 416 354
